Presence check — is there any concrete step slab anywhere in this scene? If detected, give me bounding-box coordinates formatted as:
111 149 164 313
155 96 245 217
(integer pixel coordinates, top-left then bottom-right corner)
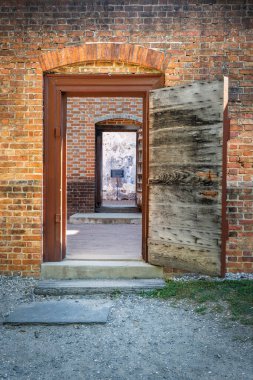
34 279 165 295
69 213 142 225
96 207 140 213
41 260 163 280
3 300 113 325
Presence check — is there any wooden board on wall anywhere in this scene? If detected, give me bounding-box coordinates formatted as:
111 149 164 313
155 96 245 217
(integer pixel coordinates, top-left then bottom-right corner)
148 81 224 275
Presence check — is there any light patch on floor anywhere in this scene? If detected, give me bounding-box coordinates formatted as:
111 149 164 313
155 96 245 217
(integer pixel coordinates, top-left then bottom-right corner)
67 230 79 236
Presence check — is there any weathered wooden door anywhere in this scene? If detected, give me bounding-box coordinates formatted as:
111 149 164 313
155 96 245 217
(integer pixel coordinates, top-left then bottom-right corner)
148 80 227 275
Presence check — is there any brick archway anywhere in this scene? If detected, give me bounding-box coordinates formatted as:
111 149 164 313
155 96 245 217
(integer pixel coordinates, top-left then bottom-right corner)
39 43 168 72
95 114 142 125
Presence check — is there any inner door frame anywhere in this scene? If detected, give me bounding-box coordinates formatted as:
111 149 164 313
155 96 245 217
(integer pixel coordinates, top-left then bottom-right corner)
95 124 139 210
43 74 164 263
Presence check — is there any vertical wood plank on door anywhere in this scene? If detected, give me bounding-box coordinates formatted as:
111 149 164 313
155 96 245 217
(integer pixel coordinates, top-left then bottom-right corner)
149 81 224 275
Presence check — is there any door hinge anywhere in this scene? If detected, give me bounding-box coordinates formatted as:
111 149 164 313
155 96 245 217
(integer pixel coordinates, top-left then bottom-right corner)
54 128 61 137
55 214 61 223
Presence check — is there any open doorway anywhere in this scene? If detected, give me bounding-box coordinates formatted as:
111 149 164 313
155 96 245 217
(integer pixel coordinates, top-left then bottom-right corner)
43 74 164 264
101 130 137 208
95 125 142 213
66 97 143 260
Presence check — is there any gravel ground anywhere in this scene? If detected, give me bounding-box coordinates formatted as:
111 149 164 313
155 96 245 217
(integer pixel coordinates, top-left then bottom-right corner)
0 276 253 380
173 272 253 281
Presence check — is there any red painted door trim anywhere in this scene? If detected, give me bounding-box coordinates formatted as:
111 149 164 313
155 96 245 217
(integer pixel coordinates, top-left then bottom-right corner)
221 77 230 277
43 74 164 262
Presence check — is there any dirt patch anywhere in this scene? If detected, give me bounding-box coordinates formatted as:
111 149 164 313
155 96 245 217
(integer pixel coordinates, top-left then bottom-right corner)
0 276 252 380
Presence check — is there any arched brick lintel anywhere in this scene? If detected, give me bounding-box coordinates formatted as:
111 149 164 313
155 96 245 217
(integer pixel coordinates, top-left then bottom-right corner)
95 114 142 124
39 43 169 72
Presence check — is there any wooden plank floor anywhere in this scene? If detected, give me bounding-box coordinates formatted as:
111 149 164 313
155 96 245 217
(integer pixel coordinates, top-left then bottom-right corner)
66 224 142 260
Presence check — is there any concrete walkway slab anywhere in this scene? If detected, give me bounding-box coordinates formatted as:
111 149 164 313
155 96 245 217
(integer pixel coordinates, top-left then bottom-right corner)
67 223 142 260
41 260 164 280
3 300 113 325
69 213 142 224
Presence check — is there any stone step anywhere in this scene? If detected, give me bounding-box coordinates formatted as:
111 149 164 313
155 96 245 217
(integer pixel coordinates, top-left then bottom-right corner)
41 260 163 280
4 300 112 325
34 279 165 295
69 213 142 225
96 207 140 214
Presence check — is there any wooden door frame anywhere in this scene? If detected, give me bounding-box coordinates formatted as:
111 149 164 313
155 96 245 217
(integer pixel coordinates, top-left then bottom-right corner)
95 124 139 210
43 74 164 262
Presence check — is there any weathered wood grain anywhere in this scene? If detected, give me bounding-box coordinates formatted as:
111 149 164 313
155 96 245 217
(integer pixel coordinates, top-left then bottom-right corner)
148 240 220 275
148 81 223 275
149 184 221 205
149 207 221 233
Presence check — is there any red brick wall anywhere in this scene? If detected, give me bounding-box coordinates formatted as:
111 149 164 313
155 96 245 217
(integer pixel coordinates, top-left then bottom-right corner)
0 1 252 275
67 97 142 217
